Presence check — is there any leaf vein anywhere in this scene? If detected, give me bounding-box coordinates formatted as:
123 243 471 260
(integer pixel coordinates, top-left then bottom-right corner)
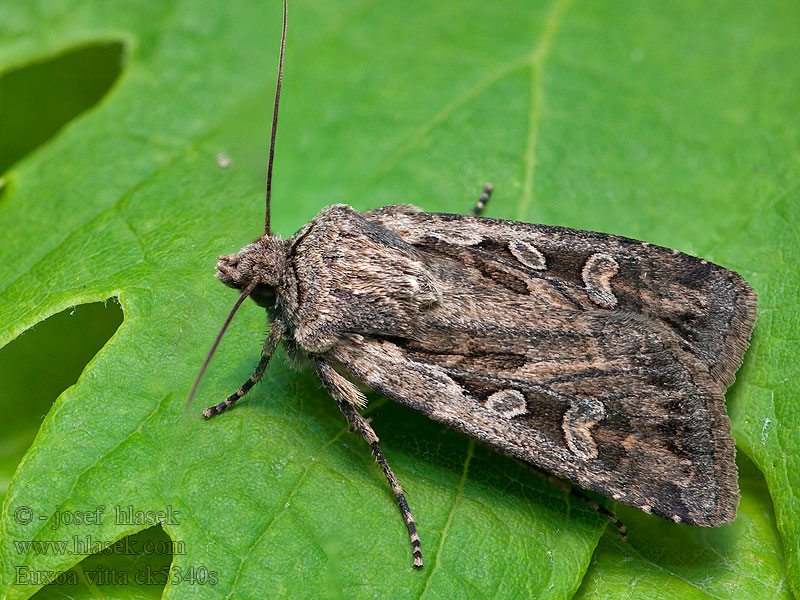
517 0 572 221
419 439 474 598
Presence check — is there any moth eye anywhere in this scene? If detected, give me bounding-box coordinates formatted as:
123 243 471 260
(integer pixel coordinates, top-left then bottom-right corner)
508 239 547 270
582 253 619 308
485 389 528 418
250 283 276 308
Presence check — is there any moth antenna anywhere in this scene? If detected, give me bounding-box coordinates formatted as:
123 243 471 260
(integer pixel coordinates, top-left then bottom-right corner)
185 277 262 413
264 0 287 236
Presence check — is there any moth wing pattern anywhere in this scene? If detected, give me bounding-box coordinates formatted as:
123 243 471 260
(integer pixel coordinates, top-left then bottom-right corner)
364 206 758 395
285 204 756 526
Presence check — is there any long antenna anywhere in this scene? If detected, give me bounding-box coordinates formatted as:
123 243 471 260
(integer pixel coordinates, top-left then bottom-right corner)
185 276 261 413
265 0 287 236
187 4 286 413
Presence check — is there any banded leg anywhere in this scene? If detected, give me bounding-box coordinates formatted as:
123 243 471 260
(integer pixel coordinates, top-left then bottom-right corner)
203 320 285 419
314 360 423 568
518 460 628 539
471 182 493 216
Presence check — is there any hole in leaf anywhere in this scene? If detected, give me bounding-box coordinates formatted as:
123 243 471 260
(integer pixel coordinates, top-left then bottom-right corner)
29 525 173 599
0 300 123 499
0 40 126 175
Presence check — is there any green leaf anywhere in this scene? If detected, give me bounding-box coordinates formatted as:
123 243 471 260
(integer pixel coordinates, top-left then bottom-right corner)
0 303 123 502
0 41 125 175
0 0 797 599
27 526 173 600
575 455 791 600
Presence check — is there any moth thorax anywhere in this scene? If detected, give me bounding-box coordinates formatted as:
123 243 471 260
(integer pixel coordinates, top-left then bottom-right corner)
215 235 288 294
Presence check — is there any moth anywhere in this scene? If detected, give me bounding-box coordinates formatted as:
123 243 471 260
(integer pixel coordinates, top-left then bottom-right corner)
188 3 757 568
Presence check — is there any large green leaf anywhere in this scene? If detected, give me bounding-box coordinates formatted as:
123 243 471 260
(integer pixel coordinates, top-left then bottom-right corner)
0 303 123 502
0 1 797 598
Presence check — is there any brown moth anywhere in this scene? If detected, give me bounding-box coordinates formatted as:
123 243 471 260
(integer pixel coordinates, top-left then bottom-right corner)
188 2 757 568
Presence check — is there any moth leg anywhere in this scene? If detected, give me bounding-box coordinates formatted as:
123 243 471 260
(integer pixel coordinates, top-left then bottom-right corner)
202 320 286 419
518 461 628 540
314 360 423 568
471 182 493 216
339 400 424 568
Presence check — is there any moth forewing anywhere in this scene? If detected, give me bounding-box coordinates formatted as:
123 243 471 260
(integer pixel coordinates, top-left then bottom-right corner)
293 205 756 528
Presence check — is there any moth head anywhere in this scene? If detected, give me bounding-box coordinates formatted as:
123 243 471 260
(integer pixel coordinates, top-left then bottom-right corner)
215 235 288 307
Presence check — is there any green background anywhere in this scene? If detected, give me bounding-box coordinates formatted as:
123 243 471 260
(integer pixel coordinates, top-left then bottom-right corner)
0 0 797 598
